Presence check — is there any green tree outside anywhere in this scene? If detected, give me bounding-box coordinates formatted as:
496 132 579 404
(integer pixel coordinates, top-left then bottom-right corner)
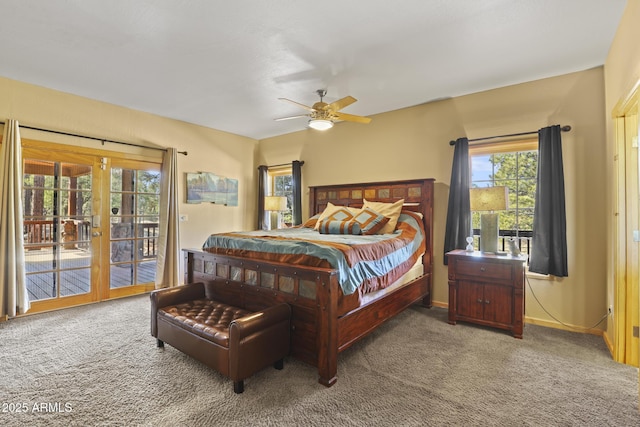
273 174 293 225
471 150 537 233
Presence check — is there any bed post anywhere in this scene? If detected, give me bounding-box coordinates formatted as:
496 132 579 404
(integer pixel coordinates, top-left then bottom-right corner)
316 274 339 387
421 179 434 308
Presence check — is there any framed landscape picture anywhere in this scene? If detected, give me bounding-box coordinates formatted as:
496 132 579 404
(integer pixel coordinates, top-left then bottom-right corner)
186 172 239 206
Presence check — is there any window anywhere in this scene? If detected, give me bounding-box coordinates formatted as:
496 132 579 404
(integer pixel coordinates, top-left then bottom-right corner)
470 139 537 255
268 166 293 226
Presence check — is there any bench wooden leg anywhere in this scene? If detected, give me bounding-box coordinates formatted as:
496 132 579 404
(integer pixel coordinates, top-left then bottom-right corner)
157 339 164 348
273 358 284 370
233 380 244 394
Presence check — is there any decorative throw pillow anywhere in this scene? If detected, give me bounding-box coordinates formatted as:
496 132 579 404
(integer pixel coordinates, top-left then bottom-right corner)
317 219 361 235
353 207 390 235
362 198 404 234
324 207 354 222
314 203 346 230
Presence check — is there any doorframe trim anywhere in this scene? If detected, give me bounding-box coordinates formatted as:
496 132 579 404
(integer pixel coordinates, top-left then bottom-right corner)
612 77 640 365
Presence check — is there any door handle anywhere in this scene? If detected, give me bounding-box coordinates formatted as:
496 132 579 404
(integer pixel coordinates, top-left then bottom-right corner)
92 231 102 237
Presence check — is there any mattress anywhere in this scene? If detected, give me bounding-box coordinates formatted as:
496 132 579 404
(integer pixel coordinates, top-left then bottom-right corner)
202 211 426 296
337 260 424 316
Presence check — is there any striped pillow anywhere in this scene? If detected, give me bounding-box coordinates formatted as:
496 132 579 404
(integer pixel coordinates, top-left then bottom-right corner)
317 219 361 235
353 207 390 235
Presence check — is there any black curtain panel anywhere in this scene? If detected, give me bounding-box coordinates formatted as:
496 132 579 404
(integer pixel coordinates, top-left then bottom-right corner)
443 137 471 265
292 160 303 226
257 165 268 230
529 125 568 277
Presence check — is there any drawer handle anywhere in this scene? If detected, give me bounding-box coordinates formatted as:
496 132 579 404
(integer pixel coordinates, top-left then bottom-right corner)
480 267 486 272
477 299 483 303
485 300 490 304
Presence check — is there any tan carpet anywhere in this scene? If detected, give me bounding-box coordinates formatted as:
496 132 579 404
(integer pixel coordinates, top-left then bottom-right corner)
0 294 638 426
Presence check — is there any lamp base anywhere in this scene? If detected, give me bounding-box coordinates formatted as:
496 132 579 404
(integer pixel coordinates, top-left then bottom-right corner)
479 213 499 254
270 211 280 230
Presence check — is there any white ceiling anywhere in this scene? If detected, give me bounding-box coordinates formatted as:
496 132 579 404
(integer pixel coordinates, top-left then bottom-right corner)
0 1 627 140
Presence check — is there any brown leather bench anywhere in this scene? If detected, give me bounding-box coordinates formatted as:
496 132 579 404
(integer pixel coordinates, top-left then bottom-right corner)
150 281 291 393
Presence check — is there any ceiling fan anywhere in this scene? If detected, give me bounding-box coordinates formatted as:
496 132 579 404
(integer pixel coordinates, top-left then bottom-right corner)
275 89 372 130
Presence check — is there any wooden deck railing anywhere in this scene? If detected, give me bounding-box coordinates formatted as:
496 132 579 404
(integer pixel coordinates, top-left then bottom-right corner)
24 220 56 249
139 223 158 258
472 229 533 258
24 220 158 258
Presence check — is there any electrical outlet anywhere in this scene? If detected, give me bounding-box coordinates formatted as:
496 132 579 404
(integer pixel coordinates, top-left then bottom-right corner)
608 305 613 315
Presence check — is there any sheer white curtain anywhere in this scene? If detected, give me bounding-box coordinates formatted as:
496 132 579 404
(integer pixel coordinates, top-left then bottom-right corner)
155 148 180 288
0 119 29 318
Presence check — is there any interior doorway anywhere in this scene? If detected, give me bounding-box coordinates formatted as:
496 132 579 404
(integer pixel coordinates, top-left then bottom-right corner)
612 83 640 369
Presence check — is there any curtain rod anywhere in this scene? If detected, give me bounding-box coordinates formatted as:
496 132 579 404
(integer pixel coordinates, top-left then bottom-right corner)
0 120 187 155
448 125 571 146
260 161 305 169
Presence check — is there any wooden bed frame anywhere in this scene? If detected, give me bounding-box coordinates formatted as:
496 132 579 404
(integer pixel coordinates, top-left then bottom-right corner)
183 178 434 386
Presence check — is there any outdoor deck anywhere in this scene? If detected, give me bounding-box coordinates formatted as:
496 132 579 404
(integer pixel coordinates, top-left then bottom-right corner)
25 248 156 301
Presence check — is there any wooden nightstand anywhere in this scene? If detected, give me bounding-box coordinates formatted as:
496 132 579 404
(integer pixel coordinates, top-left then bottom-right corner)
446 249 526 338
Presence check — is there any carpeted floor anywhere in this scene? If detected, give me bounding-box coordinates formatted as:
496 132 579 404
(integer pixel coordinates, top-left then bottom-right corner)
0 294 638 426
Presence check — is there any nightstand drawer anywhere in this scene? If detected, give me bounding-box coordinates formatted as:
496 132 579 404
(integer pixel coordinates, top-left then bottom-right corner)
455 259 512 281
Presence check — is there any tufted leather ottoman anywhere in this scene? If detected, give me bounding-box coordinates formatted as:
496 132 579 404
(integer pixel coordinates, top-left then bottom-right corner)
158 299 252 347
151 282 291 393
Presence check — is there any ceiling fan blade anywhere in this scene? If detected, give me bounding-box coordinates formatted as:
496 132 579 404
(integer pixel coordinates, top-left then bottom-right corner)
275 114 309 121
334 112 372 124
278 98 315 112
326 96 357 112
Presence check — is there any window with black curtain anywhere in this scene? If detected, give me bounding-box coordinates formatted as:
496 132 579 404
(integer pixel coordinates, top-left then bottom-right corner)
469 138 538 258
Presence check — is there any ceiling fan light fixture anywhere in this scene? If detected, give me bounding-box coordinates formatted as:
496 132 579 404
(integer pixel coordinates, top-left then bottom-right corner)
308 119 333 131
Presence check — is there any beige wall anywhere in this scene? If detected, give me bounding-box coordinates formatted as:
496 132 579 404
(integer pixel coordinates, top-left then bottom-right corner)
0 76 258 281
604 2 640 343
260 67 608 330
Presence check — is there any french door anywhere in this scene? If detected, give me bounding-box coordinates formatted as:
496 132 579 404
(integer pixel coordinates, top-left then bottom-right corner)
105 158 161 299
22 142 160 313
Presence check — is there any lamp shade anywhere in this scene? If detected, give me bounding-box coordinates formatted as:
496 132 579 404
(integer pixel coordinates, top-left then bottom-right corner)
308 119 333 131
264 196 287 211
470 186 508 211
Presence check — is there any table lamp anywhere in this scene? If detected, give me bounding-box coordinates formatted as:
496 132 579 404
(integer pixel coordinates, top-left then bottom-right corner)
470 186 508 254
264 196 288 230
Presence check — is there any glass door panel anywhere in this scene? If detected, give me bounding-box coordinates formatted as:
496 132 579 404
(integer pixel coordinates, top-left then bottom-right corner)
23 158 95 303
109 166 160 290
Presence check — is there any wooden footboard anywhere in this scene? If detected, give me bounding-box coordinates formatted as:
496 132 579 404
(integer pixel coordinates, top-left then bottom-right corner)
183 249 431 386
183 249 341 385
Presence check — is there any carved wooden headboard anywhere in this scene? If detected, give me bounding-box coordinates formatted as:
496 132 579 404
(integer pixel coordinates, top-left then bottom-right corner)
308 178 435 273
